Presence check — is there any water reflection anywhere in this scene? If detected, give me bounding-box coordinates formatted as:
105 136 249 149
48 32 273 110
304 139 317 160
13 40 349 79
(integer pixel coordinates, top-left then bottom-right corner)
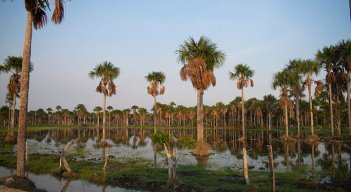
2 127 351 174
0 167 142 192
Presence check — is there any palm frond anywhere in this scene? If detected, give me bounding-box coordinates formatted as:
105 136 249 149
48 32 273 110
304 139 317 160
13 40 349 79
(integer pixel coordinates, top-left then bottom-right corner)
52 0 64 24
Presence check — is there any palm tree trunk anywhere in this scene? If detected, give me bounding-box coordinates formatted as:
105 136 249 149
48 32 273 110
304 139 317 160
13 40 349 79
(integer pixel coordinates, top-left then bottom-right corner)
11 92 16 132
109 111 111 126
308 78 314 136
241 87 249 184
285 101 289 137
102 94 107 142
196 89 204 142
241 88 245 138
268 112 272 131
153 96 157 133
347 72 351 135
295 93 300 137
17 10 33 177
328 83 334 136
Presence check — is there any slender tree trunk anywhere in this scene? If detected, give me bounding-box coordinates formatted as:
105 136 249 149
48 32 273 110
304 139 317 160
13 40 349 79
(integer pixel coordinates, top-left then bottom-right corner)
308 78 314 136
329 83 334 136
267 145 275 192
285 101 289 137
347 72 351 135
11 93 16 131
268 112 272 131
241 88 245 138
102 94 106 142
17 10 33 177
295 93 300 137
197 89 204 142
241 87 249 184
109 111 111 127
153 96 157 133
97 113 100 127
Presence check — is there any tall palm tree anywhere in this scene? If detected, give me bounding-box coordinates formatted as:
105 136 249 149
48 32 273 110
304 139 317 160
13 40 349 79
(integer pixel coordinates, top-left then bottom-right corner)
316 45 339 136
286 59 305 137
338 40 351 135
229 63 254 185
89 61 120 143
145 71 166 132
0 56 33 136
176 36 225 152
272 69 295 138
300 59 321 136
229 64 254 138
2 0 68 178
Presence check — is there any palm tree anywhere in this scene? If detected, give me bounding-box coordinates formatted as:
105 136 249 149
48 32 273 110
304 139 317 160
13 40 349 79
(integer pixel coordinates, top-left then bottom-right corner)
229 64 254 138
55 105 62 125
145 71 166 132
131 105 139 126
46 108 52 125
263 94 278 131
300 59 321 136
107 106 113 126
2 0 68 178
176 36 225 153
286 59 305 137
338 40 351 135
229 64 254 185
272 69 296 138
89 61 120 143
138 108 148 126
316 45 339 136
0 56 33 138
93 106 102 141
75 104 87 125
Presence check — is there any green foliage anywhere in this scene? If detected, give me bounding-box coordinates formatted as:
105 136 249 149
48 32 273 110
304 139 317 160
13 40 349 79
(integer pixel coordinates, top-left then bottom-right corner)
176 36 225 71
177 136 196 149
145 71 166 84
150 132 169 144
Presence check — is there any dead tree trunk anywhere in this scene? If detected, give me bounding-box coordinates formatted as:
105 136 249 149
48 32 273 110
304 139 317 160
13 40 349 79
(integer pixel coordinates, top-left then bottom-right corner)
60 141 74 174
267 145 275 192
164 142 177 185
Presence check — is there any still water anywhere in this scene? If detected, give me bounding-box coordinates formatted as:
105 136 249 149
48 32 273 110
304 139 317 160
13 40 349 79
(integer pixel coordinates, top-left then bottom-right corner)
1 127 350 191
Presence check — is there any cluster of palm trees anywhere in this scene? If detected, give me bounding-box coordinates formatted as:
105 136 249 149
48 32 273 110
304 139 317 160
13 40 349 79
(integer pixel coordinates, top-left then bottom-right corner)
1 0 350 181
272 40 351 139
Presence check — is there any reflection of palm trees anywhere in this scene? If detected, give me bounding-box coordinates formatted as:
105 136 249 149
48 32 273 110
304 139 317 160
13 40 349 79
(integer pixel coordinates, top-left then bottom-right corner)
124 127 129 145
59 179 71 192
131 128 139 149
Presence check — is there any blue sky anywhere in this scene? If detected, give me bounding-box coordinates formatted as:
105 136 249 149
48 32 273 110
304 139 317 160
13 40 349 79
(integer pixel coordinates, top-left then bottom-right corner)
0 0 350 112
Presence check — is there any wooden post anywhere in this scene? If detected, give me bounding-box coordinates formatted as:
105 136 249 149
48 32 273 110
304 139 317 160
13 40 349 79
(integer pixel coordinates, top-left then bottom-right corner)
267 145 275 192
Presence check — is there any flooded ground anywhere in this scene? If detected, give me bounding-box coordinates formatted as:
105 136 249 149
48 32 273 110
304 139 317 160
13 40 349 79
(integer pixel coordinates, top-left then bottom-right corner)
0 166 142 192
2 127 350 174
1 127 350 191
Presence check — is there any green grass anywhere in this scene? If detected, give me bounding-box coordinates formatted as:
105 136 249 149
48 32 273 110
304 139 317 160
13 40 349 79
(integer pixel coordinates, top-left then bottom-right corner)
0 150 349 192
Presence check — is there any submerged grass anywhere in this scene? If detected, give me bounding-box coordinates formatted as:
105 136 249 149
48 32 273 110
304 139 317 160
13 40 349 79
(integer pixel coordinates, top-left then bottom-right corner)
1 149 349 192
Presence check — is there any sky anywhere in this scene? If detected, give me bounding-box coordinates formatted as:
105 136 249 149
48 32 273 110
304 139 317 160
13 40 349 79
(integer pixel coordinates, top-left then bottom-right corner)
0 0 350 112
